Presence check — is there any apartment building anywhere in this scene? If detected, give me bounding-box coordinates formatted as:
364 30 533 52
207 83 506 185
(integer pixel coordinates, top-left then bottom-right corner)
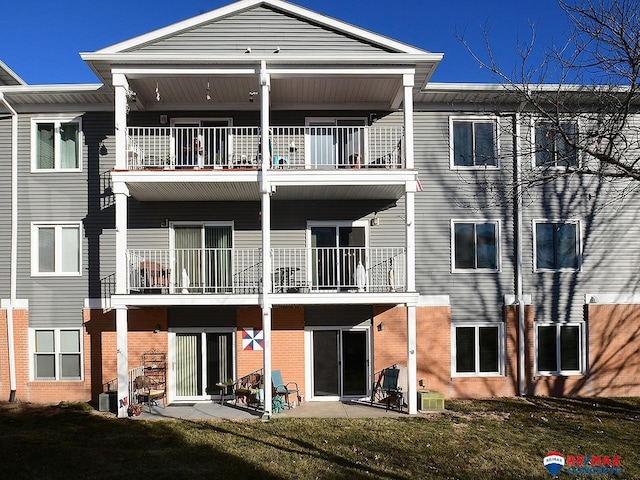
1 0 639 418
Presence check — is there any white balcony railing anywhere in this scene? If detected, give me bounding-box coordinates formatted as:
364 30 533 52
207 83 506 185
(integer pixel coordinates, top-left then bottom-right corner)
126 126 403 170
126 247 405 294
128 248 262 294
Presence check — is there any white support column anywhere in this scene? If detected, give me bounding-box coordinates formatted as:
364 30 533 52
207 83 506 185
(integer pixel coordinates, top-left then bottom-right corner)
114 186 130 295
403 73 415 170
404 72 418 414
113 73 129 170
260 61 271 181
407 305 417 414
116 307 129 418
259 60 273 420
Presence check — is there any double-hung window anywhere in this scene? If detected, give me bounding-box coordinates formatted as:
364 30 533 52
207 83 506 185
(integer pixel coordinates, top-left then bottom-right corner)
534 220 580 271
536 323 583 375
452 324 503 375
452 220 500 272
32 116 82 171
450 117 498 168
534 121 578 168
32 328 83 380
31 223 82 276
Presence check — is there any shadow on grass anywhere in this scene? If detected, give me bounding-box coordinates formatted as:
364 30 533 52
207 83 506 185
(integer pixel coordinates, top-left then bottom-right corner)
1 398 638 480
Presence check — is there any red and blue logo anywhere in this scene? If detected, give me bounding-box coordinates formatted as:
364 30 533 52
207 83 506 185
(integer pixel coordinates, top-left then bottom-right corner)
544 452 565 476
543 452 622 476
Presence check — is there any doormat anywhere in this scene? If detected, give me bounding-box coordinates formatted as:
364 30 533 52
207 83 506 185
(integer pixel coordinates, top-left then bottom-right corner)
169 403 196 407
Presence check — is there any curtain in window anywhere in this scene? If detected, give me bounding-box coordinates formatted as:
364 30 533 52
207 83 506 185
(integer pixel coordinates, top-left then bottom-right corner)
60 122 79 169
205 226 232 292
175 333 201 397
37 123 55 169
61 227 80 273
35 330 55 378
38 227 55 273
60 330 81 378
175 227 202 292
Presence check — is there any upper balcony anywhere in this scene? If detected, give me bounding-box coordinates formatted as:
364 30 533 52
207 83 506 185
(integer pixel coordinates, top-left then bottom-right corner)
126 125 404 171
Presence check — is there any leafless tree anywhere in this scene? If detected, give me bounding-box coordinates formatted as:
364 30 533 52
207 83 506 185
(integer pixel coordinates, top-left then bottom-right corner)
456 0 640 208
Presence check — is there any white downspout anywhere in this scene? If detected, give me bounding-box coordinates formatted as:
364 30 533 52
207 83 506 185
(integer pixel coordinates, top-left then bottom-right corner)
0 91 19 402
514 112 526 397
259 60 273 421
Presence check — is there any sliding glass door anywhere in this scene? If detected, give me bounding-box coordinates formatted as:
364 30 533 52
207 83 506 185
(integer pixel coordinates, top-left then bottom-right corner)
174 224 232 293
173 331 234 401
311 329 369 399
310 224 366 291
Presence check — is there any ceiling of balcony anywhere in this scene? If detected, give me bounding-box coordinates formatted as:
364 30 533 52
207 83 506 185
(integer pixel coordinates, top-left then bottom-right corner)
127 74 405 111
115 170 411 202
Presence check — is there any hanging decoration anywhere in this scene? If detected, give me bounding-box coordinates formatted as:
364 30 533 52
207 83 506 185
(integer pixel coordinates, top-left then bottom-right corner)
155 82 161 102
206 80 211 101
242 328 264 351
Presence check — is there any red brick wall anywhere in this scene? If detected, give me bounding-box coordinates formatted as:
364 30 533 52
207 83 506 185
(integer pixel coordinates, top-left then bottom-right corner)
585 304 640 396
272 307 305 398
236 307 264 377
86 308 168 400
0 308 92 404
236 307 305 398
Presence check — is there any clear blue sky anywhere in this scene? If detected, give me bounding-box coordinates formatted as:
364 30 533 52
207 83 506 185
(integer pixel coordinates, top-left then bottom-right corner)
1 0 570 85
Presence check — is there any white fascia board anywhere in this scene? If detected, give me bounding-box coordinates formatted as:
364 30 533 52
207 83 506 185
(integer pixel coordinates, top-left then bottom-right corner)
92 0 431 56
0 83 104 93
111 170 261 184
268 67 417 76
111 67 258 77
83 52 442 65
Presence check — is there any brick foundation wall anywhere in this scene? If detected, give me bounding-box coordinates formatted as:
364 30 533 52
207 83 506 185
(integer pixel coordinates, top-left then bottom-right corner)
85 308 168 402
0 308 92 404
585 304 640 396
236 307 305 398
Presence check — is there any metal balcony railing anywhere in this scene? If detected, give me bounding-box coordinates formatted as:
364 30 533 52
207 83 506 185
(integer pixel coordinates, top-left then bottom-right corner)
126 247 405 294
126 126 404 170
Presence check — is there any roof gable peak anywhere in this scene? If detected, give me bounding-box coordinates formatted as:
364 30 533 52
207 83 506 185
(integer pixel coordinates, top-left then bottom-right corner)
94 0 428 55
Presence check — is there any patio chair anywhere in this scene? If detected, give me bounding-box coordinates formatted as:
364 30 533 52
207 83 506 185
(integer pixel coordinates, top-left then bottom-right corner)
271 369 299 408
370 366 403 411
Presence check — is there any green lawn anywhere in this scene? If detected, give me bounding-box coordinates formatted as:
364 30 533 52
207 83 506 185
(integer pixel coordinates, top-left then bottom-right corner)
0 397 637 479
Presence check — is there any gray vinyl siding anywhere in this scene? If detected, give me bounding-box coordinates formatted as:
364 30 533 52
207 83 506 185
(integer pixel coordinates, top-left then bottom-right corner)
17 112 115 327
127 200 401 250
0 116 11 298
129 6 394 54
413 110 516 323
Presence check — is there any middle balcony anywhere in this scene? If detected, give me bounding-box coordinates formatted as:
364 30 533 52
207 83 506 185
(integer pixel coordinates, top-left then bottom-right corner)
126 247 406 295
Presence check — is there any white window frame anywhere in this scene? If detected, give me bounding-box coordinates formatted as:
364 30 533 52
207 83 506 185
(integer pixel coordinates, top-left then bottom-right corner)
451 219 502 273
533 219 582 272
449 116 500 169
531 119 580 169
535 322 585 376
451 323 505 377
30 327 84 381
31 115 83 172
31 222 83 277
